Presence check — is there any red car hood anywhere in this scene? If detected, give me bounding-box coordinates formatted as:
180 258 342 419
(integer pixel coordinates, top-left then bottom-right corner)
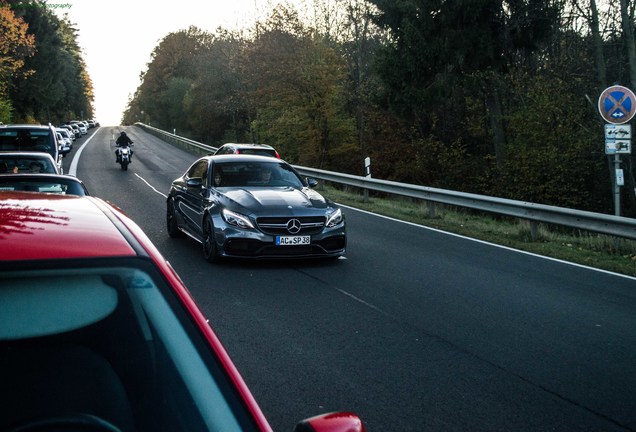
0 192 136 261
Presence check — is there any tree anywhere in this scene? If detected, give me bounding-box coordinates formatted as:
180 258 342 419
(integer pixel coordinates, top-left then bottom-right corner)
183 29 249 143
0 2 35 122
368 0 560 170
56 15 94 120
10 1 66 122
7 1 93 123
245 4 356 168
339 0 383 156
569 0 608 90
132 26 213 131
619 0 636 88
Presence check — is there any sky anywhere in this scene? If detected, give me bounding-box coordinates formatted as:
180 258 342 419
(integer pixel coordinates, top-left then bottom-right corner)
52 0 300 126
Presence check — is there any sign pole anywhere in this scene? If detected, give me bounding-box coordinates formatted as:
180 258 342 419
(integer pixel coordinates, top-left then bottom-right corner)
598 85 636 217
613 154 621 216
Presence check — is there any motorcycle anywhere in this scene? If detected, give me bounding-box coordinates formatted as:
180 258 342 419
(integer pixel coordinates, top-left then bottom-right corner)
115 142 133 171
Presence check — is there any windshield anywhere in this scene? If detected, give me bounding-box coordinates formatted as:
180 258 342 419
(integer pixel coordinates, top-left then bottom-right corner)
213 161 304 188
0 263 258 431
0 128 57 160
0 178 86 195
0 156 57 174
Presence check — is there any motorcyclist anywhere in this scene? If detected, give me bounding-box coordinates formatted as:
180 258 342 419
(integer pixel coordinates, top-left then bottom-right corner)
115 131 134 163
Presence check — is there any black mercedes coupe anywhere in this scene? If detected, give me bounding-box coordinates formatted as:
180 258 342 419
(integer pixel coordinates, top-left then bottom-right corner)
167 155 346 262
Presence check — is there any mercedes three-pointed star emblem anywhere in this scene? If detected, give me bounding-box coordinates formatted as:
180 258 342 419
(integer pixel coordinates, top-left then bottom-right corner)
286 219 301 234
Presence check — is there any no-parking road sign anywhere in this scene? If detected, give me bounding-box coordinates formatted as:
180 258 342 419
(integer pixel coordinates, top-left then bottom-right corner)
598 85 636 124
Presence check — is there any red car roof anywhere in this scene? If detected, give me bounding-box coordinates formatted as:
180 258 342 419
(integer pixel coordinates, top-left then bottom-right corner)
0 192 136 261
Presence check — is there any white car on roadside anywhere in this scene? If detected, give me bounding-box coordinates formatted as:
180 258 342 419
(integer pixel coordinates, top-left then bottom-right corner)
56 128 74 154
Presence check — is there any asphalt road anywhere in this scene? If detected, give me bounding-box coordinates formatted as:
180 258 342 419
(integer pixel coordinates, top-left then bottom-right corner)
66 126 636 432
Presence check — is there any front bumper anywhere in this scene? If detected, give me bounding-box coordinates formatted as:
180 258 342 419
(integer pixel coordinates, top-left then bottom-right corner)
213 215 346 259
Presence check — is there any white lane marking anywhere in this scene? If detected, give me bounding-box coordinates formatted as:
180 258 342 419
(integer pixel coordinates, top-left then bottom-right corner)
135 173 168 198
338 203 636 281
336 288 387 316
68 129 99 177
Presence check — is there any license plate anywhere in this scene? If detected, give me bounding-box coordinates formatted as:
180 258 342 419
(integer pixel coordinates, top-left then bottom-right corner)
275 235 310 246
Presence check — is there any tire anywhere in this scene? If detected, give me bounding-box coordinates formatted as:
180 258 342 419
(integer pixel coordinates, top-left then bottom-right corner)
121 161 128 171
202 217 219 263
166 199 182 238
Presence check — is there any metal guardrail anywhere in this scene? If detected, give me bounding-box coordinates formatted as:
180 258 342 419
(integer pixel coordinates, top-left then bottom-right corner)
137 123 636 241
138 124 214 156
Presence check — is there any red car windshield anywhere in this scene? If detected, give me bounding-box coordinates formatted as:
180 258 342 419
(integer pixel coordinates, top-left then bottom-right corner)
0 263 261 432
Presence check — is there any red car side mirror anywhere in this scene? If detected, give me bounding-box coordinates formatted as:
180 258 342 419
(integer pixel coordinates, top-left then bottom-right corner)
293 412 366 432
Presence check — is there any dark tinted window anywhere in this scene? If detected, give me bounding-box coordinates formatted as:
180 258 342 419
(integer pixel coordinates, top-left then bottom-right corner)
186 160 209 185
237 149 277 157
0 128 57 160
214 161 303 188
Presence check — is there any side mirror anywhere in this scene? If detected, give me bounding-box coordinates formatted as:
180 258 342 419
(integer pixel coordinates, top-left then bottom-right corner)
186 178 203 188
306 178 319 188
293 412 366 432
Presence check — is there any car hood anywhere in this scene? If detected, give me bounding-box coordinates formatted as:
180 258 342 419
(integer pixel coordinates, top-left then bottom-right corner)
220 187 331 211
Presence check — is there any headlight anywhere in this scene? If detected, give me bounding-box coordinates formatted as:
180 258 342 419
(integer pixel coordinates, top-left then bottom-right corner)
222 209 254 229
325 208 343 227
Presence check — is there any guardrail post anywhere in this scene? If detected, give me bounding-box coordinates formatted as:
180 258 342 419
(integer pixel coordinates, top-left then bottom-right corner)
426 201 436 218
363 157 371 202
530 221 539 241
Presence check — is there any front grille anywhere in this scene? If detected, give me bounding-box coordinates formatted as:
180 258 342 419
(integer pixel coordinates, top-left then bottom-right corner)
225 240 334 258
256 216 325 235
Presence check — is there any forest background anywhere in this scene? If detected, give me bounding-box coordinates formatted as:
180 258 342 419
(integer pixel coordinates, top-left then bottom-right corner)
3 0 636 217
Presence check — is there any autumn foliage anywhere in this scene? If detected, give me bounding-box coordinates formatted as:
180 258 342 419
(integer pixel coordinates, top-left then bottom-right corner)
0 2 34 120
1 0 93 124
